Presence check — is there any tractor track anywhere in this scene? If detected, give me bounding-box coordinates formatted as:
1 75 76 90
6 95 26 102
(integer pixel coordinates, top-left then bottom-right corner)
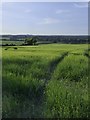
44 52 69 85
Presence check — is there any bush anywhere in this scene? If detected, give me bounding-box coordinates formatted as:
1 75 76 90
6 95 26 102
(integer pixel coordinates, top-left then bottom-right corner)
14 47 18 50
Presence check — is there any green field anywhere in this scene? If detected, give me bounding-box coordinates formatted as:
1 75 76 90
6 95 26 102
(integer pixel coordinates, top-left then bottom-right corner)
2 44 89 118
0 40 24 46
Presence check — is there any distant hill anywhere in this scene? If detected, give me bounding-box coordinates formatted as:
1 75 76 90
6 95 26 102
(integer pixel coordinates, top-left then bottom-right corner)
0 35 89 44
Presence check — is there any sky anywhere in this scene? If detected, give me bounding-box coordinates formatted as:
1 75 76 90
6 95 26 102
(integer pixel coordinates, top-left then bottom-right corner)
0 2 88 35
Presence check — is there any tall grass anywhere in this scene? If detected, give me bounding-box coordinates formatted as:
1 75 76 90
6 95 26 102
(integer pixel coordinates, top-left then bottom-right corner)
44 53 89 118
44 79 88 118
52 55 88 81
2 44 89 118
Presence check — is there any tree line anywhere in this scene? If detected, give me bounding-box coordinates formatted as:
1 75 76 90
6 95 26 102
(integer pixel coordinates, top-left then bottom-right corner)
1 35 89 46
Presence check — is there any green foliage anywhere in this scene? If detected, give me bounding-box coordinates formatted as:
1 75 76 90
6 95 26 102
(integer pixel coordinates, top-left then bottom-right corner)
52 55 88 81
2 44 89 118
2 40 23 46
45 79 88 118
25 36 38 45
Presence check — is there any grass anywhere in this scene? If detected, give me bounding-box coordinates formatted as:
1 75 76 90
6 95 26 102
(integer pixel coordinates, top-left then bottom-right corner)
2 44 89 118
45 79 88 118
52 54 88 81
45 54 88 118
1 40 23 46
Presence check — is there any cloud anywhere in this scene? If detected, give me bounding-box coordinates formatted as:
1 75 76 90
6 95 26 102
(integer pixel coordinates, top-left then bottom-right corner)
38 17 60 25
74 3 88 8
56 9 69 14
24 9 32 13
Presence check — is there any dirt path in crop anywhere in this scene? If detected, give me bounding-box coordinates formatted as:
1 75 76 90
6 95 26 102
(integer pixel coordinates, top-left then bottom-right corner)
84 53 90 58
44 52 69 84
36 52 69 105
36 52 69 99
32 52 69 116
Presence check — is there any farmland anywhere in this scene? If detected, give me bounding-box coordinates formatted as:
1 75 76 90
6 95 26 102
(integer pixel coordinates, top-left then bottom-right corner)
2 44 89 118
0 40 24 46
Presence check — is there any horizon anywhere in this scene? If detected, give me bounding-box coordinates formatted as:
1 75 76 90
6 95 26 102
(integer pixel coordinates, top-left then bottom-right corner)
0 34 89 36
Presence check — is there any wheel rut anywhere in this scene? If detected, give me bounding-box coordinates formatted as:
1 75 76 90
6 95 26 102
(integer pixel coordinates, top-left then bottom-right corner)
84 53 90 58
33 52 69 111
44 52 69 84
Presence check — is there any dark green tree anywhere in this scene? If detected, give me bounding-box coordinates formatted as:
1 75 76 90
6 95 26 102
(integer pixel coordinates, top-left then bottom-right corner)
25 36 38 45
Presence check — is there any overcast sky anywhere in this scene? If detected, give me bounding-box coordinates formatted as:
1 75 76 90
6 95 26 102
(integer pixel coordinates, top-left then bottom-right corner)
0 2 88 35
